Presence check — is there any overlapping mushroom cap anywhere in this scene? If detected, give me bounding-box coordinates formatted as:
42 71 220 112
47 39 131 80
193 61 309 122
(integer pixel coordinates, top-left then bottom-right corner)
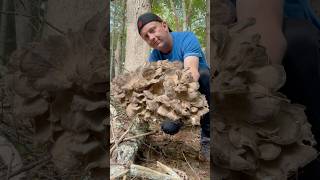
5 11 108 177
111 60 209 126
212 18 318 179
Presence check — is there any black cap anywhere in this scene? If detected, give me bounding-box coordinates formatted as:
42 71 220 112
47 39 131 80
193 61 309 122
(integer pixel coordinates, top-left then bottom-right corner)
137 12 172 34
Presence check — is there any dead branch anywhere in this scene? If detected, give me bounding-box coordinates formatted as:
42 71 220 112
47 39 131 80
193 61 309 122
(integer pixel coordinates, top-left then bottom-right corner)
110 169 129 179
156 161 181 179
0 156 51 179
110 131 157 144
130 164 181 180
111 161 189 180
110 121 134 154
182 151 199 180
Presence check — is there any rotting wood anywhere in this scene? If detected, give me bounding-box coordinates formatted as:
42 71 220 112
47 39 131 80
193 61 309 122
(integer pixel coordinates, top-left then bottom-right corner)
110 163 187 180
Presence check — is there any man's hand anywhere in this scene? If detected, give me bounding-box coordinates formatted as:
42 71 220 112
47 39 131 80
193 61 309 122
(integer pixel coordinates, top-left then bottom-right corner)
184 56 200 81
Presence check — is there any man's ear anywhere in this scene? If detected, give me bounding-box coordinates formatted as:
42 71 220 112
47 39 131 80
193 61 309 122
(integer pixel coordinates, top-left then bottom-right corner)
162 22 169 32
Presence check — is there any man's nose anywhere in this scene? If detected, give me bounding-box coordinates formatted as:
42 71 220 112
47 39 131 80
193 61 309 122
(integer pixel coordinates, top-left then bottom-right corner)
148 33 156 41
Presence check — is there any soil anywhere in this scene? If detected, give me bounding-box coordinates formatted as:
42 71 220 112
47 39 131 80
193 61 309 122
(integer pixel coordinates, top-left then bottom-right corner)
136 125 210 180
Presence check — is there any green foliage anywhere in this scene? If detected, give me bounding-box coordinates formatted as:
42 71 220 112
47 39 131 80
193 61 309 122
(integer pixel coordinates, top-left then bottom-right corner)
110 0 208 75
151 0 207 47
110 0 127 75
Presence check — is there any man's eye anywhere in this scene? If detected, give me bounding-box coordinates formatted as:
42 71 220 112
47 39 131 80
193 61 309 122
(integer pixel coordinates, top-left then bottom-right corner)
143 34 148 39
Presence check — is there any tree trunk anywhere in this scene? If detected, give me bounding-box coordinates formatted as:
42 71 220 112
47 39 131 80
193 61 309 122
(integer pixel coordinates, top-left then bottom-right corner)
115 35 121 75
186 0 193 31
42 0 106 38
0 0 16 65
0 0 8 60
110 31 115 79
182 0 187 31
14 0 33 49
182 0 193 31
206 0 210 66
168 0 182 31
124 0 150 72
119 0 127 74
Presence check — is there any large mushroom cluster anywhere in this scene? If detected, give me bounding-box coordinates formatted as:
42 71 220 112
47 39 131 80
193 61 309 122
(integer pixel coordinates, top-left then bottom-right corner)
111 60 209 126
4 12 108 178
212 18 318 179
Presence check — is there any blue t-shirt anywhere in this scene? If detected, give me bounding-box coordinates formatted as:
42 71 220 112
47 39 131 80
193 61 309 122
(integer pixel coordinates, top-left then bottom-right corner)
230 0 320 30
284 0 320 30
148 32 209 69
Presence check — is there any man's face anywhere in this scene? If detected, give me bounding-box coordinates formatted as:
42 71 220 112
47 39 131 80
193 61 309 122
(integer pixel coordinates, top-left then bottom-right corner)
140 21 171 52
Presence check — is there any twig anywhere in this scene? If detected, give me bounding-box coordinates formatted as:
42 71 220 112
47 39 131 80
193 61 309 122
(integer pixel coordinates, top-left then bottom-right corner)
156 161 182 179
110 119 122 159
6 155 51 179
110 120 117 146
130 164 179 179
182 151 200 180
110 121 134 154
142 141 165 156
110 131 157 144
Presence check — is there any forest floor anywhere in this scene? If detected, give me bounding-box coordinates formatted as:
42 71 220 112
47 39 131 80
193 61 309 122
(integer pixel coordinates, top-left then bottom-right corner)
137 125 210 180
110 100 210 180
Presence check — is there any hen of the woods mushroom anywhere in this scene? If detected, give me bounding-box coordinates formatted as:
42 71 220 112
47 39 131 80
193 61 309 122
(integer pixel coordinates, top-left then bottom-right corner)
212 17 318 179
111 60 209 126
4 12 108 178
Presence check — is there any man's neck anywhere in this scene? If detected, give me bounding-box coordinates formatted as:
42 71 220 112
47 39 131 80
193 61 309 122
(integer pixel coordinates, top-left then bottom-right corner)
160 33 173 54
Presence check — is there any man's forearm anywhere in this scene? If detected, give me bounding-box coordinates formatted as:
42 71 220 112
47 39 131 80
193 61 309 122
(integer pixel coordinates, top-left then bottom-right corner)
237 0 287 64
184 56 200 81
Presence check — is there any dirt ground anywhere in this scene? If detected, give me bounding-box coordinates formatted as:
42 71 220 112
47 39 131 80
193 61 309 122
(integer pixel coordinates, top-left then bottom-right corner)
136 125 210 180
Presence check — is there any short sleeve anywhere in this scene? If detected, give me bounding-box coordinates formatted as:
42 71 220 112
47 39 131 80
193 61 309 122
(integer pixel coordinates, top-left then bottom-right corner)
182 32 203 59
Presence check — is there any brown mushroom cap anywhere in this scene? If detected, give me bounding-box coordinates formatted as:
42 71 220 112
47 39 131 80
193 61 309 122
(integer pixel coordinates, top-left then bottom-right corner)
111 60 209 125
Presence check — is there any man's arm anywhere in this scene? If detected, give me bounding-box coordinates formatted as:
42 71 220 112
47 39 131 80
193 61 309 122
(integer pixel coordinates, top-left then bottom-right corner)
237 0 286 64
184 56 200 81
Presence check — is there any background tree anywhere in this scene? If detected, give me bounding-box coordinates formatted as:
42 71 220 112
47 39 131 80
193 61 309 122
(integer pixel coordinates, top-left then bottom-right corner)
124 0 151 72
110 0 126 78
110 0 207 77
206 0 210 65
151 0 206 47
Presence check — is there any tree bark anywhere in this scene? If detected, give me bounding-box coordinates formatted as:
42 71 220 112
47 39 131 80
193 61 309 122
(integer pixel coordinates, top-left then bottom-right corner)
168 0 182 31
14 0 33 49
110 31 115 79
42 0 106 38
119 0 127 74
114 34 121 75
0 0 8 59
124 0 150 72
182 0 193 31
206 0 210 65
182 0 187 31
0 0 16 65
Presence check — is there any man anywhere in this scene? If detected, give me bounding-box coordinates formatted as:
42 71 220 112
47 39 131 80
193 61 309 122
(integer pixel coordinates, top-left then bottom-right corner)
137 12 210 161
231 0 320 179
